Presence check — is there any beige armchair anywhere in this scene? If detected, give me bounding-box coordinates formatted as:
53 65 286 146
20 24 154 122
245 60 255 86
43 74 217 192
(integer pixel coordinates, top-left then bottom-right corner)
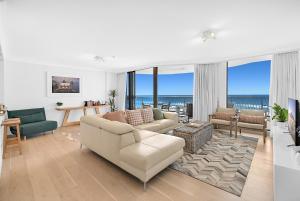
236 109 267 143
209 108 237 137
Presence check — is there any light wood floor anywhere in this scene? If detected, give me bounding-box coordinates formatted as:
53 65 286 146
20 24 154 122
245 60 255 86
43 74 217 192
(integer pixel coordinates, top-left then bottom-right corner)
0 126 273 201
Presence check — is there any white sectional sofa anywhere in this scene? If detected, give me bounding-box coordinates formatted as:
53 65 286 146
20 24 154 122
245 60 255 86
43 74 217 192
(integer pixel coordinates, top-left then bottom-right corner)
80 115 185 188
134 111 179 133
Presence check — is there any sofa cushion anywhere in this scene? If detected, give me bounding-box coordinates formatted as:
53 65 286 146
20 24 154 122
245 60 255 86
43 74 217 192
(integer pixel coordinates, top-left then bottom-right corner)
100 118 135 134
163 112 178 122
19 112 44 124
8 108 46 122
19 120 57 137
239 114 265 125
120 133 136 148
153 108 164 120
154 119 177 129
120 134 185 170
103 111 127 123
135 122 161 132
81 115 135 134
141 108 154 123
133 129 158 142
126 110 144 126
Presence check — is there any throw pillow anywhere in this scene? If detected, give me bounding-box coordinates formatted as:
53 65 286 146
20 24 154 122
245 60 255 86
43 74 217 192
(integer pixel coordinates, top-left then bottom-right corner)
214 112 233 121
239 114 265 125
153 108 164 120
141 108 154 123
126 110 144 126
103 111 127 123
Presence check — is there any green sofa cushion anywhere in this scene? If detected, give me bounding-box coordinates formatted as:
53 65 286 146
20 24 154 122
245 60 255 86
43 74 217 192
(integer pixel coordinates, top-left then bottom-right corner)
8 108 46 124
20 112 44 124
21 121 57 137
11 121 57 137
153 108 164 120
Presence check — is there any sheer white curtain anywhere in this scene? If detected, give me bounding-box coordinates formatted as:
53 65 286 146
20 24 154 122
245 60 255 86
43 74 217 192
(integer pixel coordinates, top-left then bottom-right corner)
269 51 300 108
193 62 227 121
116 72 127 111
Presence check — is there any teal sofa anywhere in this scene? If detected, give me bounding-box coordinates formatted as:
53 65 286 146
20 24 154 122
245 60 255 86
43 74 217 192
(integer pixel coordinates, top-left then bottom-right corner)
7 108 57 138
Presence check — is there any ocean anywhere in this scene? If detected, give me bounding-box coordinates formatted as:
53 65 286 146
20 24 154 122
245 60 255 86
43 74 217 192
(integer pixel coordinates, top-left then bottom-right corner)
135 94 269 111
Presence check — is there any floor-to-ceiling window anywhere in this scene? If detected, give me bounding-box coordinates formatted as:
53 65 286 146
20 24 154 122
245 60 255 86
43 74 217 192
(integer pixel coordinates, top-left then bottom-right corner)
126 65 194 111
158 69 193 112
135 68 153 108
227 60 271 112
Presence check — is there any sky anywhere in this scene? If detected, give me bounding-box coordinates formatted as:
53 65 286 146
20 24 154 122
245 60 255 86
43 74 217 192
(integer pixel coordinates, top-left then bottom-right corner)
136 73 193 95
136 60 271 95
228 60 271 95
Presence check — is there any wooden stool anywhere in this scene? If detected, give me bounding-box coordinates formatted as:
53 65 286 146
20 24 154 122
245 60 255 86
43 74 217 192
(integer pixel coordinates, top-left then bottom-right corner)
2 118 22 158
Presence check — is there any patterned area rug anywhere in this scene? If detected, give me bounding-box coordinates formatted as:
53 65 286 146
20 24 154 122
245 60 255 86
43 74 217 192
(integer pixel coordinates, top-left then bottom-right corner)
169 130 258 196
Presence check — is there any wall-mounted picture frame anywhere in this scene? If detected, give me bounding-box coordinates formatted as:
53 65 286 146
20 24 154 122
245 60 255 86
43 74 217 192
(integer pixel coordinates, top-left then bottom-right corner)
47 72 82 97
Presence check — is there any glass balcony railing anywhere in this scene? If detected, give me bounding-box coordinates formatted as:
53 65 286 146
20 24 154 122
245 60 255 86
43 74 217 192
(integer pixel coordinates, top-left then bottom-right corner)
227 95 269 112
135 94 269 112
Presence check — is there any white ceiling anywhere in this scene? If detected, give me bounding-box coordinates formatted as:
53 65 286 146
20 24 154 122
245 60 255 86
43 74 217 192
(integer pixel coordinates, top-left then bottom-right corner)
0 0 300 72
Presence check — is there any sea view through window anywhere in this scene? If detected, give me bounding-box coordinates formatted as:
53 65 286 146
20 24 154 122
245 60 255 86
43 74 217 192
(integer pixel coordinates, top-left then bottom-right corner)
227 60 271 112
135 61 270 111
136 72 193 108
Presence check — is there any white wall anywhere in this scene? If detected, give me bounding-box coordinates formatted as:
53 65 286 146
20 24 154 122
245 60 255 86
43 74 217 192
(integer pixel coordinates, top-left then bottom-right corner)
0 59 4 103
3 60 117 126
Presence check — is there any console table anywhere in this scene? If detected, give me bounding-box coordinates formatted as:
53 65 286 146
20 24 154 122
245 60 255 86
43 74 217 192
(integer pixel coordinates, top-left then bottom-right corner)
272 122 300 201
56 105 109 127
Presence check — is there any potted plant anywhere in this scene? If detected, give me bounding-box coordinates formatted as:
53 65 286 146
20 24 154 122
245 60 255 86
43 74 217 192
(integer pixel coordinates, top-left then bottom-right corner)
56 102 63 106
272 103 288 127
108 89 118 112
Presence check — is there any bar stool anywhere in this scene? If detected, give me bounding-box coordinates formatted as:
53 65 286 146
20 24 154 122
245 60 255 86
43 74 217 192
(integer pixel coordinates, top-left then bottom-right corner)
2 118 22 158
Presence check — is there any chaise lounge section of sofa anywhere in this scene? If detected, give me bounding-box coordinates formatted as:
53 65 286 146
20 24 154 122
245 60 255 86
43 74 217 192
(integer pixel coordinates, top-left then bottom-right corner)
80 115 185 188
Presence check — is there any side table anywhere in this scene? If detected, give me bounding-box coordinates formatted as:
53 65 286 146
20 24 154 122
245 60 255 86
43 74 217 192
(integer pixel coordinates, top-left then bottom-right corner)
2 118 22 158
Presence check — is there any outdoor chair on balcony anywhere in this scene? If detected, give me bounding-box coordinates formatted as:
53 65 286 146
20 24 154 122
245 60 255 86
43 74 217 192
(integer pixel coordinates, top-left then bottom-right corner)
209 107 237 137
161 103 170 111
236 109 267 143
142 103 151 108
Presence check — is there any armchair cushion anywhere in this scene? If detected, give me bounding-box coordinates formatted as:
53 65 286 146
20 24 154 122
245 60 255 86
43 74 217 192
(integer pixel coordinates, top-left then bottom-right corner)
239 114 265 125
237 122 264 130
240 109 265 116
210 119 231 126
216 108 235 113
214 112 233 121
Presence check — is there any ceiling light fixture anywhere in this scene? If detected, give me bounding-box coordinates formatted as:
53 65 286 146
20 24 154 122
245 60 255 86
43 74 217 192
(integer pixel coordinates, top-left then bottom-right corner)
200 30 216 42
